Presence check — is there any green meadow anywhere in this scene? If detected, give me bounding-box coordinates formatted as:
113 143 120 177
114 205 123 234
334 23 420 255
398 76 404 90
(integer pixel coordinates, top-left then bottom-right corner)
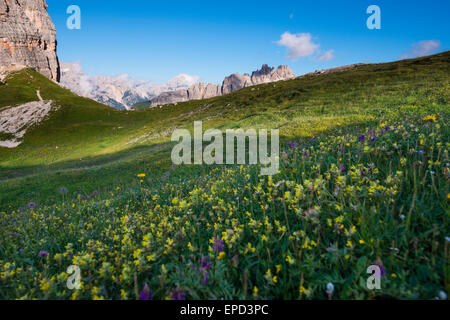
0 52 448 299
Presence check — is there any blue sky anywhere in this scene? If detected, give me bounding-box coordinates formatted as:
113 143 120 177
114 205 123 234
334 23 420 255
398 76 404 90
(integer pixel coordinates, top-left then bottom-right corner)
47 0 449 84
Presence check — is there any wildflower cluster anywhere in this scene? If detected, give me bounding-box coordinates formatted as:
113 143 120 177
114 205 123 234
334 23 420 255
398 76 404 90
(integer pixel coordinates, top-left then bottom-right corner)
0 111 448 300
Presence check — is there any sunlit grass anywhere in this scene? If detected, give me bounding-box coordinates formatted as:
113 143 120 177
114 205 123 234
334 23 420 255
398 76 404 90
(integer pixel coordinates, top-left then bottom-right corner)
0 52 448 300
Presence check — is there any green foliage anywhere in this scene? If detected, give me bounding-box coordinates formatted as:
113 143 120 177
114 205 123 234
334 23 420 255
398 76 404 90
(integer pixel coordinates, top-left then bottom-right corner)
0 52 449 300
1 52 449 207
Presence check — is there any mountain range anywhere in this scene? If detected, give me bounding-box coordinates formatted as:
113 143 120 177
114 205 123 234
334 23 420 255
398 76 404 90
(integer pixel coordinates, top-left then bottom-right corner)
60 62 201 110
60 62 296 110
143 64 296 108
0 0 296 110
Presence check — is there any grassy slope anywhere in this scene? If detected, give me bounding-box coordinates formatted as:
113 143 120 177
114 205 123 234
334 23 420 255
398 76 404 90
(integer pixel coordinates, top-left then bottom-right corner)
0 52 449 300
0 52 449 208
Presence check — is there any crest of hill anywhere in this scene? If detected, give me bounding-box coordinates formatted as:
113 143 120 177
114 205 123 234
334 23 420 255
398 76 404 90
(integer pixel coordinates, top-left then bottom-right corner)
0 51 448 200
0 51 449 207
0 51 448 155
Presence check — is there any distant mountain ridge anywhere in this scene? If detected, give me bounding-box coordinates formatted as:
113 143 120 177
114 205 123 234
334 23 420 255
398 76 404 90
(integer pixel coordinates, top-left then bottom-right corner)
61 63 295 110
60 62 201 110
1 51 448 152
146 64 296 108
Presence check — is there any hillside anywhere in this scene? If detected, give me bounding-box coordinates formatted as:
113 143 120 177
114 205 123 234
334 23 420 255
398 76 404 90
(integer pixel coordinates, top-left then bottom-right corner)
0 52 449 300
0 52 449 207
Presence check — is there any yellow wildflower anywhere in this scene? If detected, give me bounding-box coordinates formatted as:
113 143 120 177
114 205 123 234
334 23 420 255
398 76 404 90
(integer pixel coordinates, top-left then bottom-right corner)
422 115 437 122
276 265 282 273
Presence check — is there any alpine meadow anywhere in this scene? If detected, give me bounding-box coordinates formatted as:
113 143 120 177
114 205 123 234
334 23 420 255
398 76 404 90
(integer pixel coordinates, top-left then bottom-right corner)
0 0 449 303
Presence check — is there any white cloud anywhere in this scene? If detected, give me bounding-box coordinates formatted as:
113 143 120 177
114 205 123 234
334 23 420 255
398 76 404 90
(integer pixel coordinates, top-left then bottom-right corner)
400 40 441 60
165 74 200 89
276 32 319 60
318 50 335 62
289 13 294 19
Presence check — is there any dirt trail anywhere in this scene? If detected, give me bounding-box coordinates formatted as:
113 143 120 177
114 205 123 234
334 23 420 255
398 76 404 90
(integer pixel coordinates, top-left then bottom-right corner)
36 90 43 101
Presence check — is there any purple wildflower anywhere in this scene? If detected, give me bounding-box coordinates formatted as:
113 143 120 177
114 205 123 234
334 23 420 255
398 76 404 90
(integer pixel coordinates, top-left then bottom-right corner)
139 284 152 300
358 134 365 143
303 151 309 157
374 258 387 276
27 202 36 209
379 265 387 276
172 287 186 300
212 238 224 252
200 257 212 270
287 142 297 149
339 165 345 172
199 257 212 285
59 187 68 194
38 250 48 257
201 270 209 285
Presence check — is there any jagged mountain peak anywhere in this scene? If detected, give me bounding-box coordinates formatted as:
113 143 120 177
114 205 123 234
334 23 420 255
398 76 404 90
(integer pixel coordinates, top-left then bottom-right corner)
148 64 295 107
60 62 201 110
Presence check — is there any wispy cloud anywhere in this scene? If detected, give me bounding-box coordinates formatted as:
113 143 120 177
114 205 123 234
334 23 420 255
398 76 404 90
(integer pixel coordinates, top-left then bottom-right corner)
276 32 319 60
400 40 441 60
317 50 335 62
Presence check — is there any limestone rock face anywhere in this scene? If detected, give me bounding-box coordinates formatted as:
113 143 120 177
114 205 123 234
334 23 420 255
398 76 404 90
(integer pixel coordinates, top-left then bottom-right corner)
188 82 222 100
203 83 222 99
268 65 296 82
149 64 295 107
150 89 189 106
222 65 295 93
0 99 55 148
0 0 60 82
222 73 252 95
188 82 207 100
250 64 274 85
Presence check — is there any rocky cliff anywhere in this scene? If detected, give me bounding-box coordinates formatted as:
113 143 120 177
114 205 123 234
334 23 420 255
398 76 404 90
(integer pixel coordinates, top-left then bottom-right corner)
149 64 295 107
0 0 60 82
